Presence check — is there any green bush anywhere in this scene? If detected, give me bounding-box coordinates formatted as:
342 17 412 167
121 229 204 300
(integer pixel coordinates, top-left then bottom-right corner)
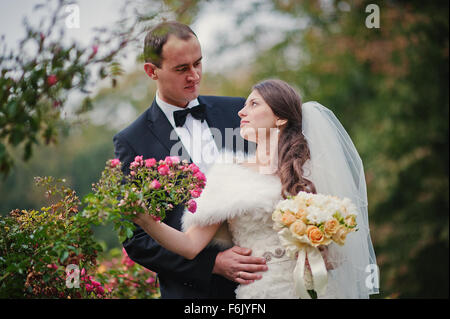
0 176 103 298
0 176 161 298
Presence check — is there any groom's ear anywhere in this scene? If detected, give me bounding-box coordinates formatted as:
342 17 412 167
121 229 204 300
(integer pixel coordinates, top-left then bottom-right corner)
144 63 158 80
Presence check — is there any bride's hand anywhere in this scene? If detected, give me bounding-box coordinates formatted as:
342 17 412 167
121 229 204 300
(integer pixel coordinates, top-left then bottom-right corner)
131 212 151 228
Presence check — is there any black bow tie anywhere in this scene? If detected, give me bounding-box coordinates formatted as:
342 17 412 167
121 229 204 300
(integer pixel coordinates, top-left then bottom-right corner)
173 104 207 127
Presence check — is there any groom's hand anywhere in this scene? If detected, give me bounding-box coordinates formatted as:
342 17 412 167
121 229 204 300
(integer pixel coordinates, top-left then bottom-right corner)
212 246 268 285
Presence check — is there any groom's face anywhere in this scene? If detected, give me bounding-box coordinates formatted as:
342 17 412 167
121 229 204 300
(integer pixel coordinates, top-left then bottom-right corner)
146 34 202 107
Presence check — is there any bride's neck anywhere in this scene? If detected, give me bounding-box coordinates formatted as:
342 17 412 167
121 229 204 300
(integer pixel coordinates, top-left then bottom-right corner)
254 144 278 175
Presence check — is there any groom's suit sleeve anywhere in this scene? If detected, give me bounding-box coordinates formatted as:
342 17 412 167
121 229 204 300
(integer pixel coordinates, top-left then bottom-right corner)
113 132 223 294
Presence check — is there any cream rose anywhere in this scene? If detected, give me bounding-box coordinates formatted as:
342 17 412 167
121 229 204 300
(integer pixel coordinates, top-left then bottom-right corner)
272 209 282 222
290 220 307 236
295 207 308 223
324 218 339 237
332 225 348 246
281 210 297 226
345 215 357 228
307 225 325 246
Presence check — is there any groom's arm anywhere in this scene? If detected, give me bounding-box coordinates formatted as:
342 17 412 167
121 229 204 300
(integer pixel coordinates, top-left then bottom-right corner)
113 133 222 290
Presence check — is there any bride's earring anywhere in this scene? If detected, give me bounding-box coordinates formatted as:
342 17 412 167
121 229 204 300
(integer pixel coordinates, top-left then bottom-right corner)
276 126 280 134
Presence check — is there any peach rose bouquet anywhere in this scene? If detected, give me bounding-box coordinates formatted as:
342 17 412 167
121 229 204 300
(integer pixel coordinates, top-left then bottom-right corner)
272 191 358 299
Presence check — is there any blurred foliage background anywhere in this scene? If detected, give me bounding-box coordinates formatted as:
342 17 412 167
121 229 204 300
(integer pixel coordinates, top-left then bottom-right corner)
1 0 448 298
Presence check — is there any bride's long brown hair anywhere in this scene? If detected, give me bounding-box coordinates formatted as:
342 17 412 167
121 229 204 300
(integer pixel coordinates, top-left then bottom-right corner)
252 79 316 198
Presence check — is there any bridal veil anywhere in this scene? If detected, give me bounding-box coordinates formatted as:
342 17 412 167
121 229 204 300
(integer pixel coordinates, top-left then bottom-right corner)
301 101 379 298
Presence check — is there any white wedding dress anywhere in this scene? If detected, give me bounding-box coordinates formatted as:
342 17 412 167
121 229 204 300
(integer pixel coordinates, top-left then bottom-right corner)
182 101 379 299
182 156 339 299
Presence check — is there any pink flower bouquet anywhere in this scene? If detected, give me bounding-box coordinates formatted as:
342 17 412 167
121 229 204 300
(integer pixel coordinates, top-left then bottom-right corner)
83 156 206 242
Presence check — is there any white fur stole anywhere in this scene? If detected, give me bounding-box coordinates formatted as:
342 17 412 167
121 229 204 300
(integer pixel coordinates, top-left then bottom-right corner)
181 152 282 248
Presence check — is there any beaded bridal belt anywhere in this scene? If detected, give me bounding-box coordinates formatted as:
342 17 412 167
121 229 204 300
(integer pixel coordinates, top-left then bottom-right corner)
259 248 292 264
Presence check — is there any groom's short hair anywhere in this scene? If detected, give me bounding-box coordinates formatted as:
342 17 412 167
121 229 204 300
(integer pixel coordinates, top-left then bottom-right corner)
144 21 197 68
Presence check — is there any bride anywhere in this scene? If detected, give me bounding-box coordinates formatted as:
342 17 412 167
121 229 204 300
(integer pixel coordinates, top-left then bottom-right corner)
133 79 379 299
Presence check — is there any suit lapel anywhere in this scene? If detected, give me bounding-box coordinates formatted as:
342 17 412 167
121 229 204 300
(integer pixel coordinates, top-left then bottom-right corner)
199 96 227 150
145 99 191 161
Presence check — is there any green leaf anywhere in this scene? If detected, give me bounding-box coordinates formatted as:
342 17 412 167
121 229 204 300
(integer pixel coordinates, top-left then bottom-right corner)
6 100 18 117
66 245 78 253
9 127 25 146
43 273 51 283
23 140 33 161
126 227 134 239
60 250 69 263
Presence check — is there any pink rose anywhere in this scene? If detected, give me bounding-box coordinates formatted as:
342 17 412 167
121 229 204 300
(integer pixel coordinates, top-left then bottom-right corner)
134 155 144 165
123 256 135 268
194 171 206 182
145 158 156 168
110 158 120 168
145 277 155 284
85 284 94 292
188 163 200 173
47 74 58 86
130 161 141 169
164 156 180 166
150 179 161 189
187 199 197 213
95 285 104 295
47 263 58 270
190 189 201 198
164 157 173 166
152 215 161 222
158 164 169 175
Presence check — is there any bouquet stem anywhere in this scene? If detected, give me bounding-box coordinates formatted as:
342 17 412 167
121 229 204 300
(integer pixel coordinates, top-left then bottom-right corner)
307 289 318 299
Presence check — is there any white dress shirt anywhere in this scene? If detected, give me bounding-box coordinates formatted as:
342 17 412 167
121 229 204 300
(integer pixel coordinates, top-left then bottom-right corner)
155 91 220 173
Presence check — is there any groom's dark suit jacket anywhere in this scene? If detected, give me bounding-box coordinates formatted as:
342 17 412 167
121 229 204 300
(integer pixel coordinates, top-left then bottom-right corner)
113 95 248 299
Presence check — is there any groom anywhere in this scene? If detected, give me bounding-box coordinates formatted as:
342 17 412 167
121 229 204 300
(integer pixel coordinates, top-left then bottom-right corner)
113 21 267 298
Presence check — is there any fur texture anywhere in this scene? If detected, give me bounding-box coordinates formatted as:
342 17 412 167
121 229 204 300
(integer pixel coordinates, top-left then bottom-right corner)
181 152 282 248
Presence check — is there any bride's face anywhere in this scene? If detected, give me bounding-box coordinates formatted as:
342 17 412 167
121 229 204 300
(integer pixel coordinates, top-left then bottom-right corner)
238 90 278 143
